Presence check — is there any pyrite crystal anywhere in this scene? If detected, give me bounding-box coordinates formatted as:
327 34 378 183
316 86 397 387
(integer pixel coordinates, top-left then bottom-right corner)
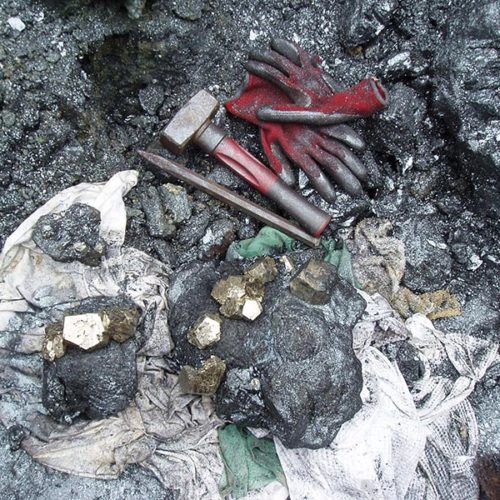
101 305 139 343
42 322 66 361
63 313 110 351
187 313 222 349
210 257 277 321
179 355 226 395
289 258 338 305
244 256 278 283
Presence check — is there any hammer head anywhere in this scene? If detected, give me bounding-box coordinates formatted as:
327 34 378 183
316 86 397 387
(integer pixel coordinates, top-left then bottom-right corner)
161 90 220 154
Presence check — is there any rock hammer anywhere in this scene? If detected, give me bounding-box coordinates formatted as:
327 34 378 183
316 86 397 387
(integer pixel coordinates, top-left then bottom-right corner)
160 90 331 237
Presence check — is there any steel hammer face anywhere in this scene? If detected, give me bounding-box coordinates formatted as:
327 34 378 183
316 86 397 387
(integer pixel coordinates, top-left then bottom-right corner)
160 90 220 154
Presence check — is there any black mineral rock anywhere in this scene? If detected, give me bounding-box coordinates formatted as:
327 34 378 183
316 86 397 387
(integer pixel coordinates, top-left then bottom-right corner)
32 203 105 266
42 339 137 423
169 255 365 449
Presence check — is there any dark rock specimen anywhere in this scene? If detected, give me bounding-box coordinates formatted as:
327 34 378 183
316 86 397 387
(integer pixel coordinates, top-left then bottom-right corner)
140 186 176 238
432 0 500 218
395 215 452 292
42 339 137 422
380 341 424 389
339 0 398 47
169 255 365 449
32 203 105 266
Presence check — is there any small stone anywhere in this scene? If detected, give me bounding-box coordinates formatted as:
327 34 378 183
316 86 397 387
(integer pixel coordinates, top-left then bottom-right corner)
179 355 226 395
244 257 278 283
289 259 338 305
8 17 26 32
187 313 222 349
141 186 176 238
42 322 66 361
63 313 109 351
138 84 164 115
125 0 146 19
173 0 204 21
101 305 139 343
241 299 262 321
280 255 295 272
159 183 192 224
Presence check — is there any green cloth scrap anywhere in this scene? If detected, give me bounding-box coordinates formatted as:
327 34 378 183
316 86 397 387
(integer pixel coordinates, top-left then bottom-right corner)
232 226 296 259
232 226 360 288
218 425 286 498
322 239 362 288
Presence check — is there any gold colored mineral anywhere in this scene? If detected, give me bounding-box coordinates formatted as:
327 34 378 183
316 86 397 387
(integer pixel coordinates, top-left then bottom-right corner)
101 305 139 343
62 313 110 351
188 313 222 349
210 257 277 321
42 322 66 361
241 299 263 321
178 355 226 395
244 256 278 283
289 258 336 305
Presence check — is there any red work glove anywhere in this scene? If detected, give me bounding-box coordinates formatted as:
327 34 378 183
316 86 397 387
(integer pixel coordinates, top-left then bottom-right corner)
227 74 368 201
244 38 388 125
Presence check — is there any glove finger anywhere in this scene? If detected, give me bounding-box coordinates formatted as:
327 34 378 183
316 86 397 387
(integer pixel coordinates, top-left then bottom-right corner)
298 156 337 203
270 38 302 66
269 142 296 185
260 128 296 186
257 105 355 124
243 60 296 96
321 72 341 93
321 138 367 181
248 49 291 76
319 124 365 151
310 149 363 197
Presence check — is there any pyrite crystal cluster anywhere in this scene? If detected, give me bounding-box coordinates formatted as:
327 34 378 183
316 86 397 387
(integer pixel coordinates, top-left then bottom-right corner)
210 256 277 321
179 257 278 396
42 303 139 360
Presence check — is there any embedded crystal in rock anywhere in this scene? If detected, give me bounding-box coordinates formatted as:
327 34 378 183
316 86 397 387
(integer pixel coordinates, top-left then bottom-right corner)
244 257 278 283
187 313 222 349
179 355 226 395
211 275 247 305
241 299 263 321
101 305 139 343
289 258 338 305
63 313 110 351
42 322 66 361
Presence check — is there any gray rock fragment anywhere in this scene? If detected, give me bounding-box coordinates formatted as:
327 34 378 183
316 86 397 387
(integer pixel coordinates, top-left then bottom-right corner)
159 183 192 224
339 0 397 47
199 218 235 260
396 216 452 292
32 203 105 266
140 186 176 238
125 0 147 19
138 84 165 115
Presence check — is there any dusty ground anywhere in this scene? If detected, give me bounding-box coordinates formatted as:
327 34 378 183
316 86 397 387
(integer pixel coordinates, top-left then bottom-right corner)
0 0 498 497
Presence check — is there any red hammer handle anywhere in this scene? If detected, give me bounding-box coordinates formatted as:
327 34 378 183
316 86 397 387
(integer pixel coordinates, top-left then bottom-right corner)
213 136 331 237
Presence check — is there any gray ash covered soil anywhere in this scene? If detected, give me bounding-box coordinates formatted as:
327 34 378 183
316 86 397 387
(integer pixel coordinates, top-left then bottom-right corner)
0 0 498 497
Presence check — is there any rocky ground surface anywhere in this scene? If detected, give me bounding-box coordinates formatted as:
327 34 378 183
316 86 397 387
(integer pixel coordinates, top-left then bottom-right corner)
0 0 498 497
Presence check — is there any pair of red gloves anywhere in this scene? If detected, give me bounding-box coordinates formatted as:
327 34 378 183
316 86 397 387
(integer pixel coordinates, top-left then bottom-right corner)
225 38 388 202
